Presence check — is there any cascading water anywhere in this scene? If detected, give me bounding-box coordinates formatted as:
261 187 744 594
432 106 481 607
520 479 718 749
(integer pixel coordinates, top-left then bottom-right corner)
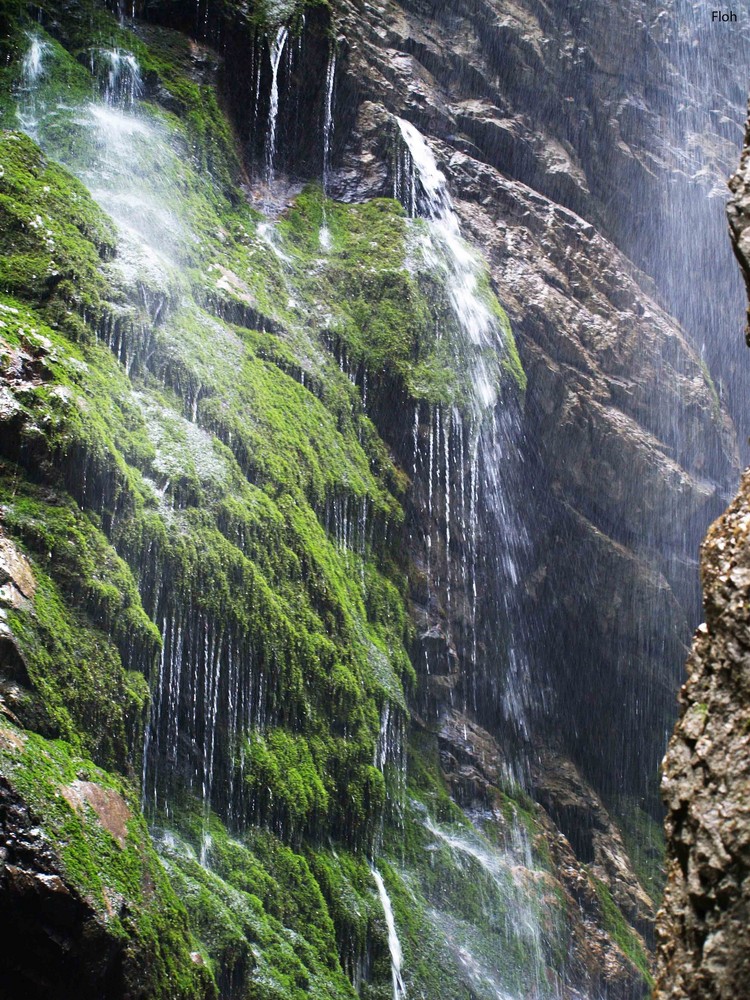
265 26 289 185
321 49 336 196
21 34 47 85
395 117 533 771
98 48 142 107
10 26 410 845
372 868 407 1000
642 2 750 452
13 36 241 826
17 33 49 132
422 815 547 999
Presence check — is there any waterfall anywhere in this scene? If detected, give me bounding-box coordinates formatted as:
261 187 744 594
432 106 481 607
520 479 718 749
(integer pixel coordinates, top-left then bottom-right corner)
265 26 289 185
11 46 241 822
319 47 336 250
21 34 48 86
423 815 546 997
372 868 407 1000
18 34 49 133
395 117 533 767
396 118 498 412
322 48 336 193
5 10 686 997
100 49 142 107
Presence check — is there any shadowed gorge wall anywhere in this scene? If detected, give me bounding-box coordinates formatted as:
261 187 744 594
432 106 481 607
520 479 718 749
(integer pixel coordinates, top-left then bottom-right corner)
655 108 750 1000
0 0 747 998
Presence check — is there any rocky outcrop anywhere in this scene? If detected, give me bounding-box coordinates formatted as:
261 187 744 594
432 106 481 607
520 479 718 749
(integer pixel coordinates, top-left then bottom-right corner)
0 768 124 1000
0 718 212 1000
655 466 750 998
655 126 750 998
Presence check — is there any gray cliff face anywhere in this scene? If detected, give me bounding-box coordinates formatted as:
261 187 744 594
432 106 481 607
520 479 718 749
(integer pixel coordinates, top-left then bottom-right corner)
729 113 750 340
327 0 746 809
655 121 750 1000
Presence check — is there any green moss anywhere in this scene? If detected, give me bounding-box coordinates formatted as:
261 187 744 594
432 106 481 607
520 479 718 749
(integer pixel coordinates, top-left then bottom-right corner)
612 795 667 905
276 187 526 409
155 809 361 1000
0 471 157 769
244 729 330 835
0 119 413 844
591 875 654 987
0 130 116 324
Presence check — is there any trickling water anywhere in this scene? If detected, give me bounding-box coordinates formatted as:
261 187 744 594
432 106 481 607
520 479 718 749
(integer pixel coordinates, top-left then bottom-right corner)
372 868 407 1000
397 118 498 412
418 809 576 1000
374 702 407 820
102 49 141 106
319 47 336 249
5 20 687 1000
265 26 289 185
17 34 50 133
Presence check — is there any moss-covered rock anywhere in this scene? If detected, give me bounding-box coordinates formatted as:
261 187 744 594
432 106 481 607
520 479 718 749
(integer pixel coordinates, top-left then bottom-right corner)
0 719 214 999
0 7 419 990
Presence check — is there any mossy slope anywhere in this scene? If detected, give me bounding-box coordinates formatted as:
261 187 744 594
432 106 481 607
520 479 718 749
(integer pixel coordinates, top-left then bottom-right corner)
0 718 214 999
0 6 417 994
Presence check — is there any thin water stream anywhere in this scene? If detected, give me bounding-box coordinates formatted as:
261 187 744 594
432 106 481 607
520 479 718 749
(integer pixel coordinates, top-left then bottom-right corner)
320 46 336 249
265 26 289 184
372 868 407 1000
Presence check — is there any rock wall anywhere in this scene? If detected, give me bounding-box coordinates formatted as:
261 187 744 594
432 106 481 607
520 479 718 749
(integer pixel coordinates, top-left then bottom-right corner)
655 115 750 1000
325 0 747 810
133 0 748 838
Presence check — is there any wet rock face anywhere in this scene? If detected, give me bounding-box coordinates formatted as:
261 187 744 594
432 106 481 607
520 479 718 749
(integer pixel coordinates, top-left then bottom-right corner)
134 0 748 826
328 0 745 805
437 708 653 999
655 122 750 999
